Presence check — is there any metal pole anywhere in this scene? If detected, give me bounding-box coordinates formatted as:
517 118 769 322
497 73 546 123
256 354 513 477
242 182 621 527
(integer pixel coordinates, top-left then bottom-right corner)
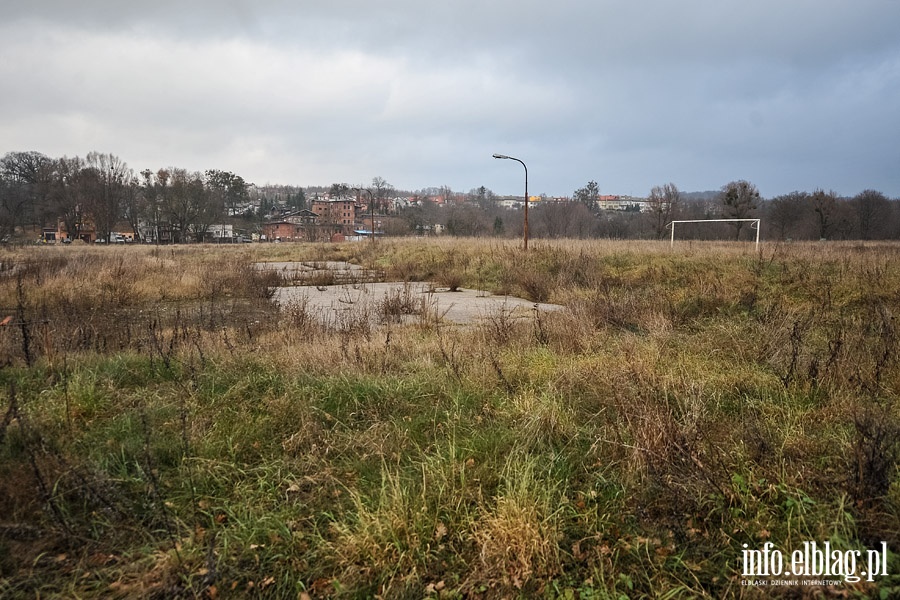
668 218 761 249
523 162 528 251
492 154 528 250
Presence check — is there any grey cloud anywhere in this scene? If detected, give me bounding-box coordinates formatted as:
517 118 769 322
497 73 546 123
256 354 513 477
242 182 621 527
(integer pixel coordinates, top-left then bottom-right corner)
2 0 899 196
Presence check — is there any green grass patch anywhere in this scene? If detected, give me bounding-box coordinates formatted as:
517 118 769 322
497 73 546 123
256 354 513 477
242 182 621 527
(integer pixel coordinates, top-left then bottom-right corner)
0 240 898 598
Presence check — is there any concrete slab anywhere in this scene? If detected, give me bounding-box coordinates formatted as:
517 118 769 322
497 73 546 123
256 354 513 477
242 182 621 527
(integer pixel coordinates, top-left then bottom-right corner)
271 282 563 325
254 261 380 283
253 261 366 273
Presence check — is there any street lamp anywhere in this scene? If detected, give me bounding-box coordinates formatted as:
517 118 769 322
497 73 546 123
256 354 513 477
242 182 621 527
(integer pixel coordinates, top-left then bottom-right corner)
492 153 528 250
352 187 376 246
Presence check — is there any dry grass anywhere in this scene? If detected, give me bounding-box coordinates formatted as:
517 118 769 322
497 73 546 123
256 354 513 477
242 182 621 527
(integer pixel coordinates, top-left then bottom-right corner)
472 453 565 590
0 239 899 598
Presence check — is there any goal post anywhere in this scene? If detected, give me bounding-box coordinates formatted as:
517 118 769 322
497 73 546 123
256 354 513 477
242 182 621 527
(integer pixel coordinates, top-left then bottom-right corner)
668 218 760 251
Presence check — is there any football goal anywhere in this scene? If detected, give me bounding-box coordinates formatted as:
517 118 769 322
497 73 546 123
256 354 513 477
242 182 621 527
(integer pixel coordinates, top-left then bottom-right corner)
667 218 761 250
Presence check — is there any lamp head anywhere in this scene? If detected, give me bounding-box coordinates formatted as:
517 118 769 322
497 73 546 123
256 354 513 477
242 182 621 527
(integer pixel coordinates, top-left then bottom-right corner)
492 153 509 159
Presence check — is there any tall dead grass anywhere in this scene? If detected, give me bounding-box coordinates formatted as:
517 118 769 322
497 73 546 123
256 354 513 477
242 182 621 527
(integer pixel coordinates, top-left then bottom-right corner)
1 239 899 598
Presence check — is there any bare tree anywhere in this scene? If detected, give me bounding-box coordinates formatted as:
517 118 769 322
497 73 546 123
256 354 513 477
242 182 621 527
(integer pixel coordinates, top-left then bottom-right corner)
719 180 759 240
766 191 809 240
189 181 220 242
534 202 595 238
393 195 442 235
83 152 134 242
647 182 680 239
138 169 172 243
446 204 490 236
165 169 205 243
47 156 90 242
438 185 454 205
122 177 142 240
852 189 891 240
0 151 52 237
535 202 566 238
810 189 839 240
371 176 394 212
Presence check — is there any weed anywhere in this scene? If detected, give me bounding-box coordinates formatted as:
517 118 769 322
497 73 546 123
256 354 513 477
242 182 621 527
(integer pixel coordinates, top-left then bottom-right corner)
1 240 899 598
328 467 431 594
850 406 900 505
472 452 564 590
377 282 431 324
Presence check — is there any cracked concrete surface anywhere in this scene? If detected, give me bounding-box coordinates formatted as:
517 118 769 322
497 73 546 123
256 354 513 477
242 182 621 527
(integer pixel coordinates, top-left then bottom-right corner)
271 282 563 325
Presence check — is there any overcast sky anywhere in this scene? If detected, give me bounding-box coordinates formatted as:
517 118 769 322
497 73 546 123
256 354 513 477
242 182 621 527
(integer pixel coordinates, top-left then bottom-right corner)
2 1 899 198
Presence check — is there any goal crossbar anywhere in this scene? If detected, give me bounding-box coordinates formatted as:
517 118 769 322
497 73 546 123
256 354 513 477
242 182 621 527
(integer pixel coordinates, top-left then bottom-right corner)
667 219 760 250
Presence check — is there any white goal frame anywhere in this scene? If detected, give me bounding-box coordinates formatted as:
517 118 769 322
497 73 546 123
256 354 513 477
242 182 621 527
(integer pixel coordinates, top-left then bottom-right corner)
668 219 760 251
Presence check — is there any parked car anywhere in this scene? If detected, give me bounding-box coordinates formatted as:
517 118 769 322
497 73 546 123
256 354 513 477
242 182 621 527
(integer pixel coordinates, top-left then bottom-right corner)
95 234 126 244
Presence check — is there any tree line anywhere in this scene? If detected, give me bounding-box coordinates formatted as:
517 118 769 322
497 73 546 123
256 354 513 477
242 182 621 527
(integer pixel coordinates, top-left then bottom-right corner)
2 149 898 242
0 151 248 242
406 180 899 242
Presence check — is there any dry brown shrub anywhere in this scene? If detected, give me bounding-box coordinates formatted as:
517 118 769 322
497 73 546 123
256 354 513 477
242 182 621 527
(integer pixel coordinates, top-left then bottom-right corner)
377 283 432 324
849 405 900 505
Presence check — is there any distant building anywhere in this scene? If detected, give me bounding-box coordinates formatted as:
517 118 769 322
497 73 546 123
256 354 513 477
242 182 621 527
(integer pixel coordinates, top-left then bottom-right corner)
597 195 648 212
263 210 316 241
311 197 358 234
207 224 234 240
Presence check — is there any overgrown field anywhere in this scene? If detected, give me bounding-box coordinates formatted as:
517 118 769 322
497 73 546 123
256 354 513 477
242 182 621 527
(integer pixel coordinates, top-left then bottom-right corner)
0 239 898 599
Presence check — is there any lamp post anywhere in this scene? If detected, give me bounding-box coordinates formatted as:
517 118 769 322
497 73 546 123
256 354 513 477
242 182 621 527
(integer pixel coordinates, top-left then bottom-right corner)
492 153 528 250
352 187 376 246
